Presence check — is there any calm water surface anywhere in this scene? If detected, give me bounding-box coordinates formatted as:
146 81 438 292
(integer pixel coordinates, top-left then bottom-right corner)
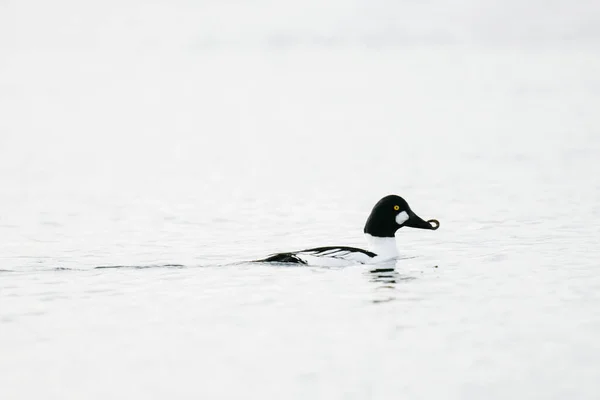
2 2 600 399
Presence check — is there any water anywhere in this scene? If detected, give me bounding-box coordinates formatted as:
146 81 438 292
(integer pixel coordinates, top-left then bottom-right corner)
2 1 600 399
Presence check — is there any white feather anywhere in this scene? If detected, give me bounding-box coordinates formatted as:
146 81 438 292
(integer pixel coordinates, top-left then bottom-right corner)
294 251 373 266
283 234 401 266
364 234 399 259
395 211 409 225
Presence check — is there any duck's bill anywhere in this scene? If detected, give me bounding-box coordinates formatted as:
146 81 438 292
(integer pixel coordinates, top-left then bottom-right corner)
404 212 440 230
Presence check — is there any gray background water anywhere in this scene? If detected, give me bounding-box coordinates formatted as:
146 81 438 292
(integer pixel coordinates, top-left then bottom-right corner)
1 1 600 399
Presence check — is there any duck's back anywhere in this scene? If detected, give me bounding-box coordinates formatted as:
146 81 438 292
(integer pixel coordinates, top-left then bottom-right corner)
259 246 376 266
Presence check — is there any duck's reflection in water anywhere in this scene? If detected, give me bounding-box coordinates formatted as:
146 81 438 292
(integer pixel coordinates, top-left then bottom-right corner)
369 267 416 287
367 266 418 304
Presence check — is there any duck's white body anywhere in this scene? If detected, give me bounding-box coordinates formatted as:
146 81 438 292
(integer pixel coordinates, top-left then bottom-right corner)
262 234 399 267
286 248 375 267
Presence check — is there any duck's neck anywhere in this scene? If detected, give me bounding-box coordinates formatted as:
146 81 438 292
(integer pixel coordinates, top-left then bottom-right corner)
364 234 398 259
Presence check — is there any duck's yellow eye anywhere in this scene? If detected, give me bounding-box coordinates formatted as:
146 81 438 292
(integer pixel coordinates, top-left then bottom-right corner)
394 205 400 211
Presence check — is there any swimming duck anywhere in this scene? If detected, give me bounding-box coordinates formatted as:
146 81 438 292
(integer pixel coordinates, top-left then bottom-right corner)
257 195 439 266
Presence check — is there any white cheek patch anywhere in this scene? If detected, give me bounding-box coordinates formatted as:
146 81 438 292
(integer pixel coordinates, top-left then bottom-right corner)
395 211 409 225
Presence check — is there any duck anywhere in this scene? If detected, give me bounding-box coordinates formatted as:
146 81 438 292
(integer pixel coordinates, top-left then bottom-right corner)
256 195 439 266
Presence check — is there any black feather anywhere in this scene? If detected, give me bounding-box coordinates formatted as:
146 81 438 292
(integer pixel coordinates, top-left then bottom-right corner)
256 246 376 264
256 253 307 264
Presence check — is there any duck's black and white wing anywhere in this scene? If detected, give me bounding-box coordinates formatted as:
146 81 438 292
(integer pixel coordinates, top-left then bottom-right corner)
258 246 377 266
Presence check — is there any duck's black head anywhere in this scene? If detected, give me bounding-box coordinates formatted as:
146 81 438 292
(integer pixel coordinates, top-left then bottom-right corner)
363 195 440 238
